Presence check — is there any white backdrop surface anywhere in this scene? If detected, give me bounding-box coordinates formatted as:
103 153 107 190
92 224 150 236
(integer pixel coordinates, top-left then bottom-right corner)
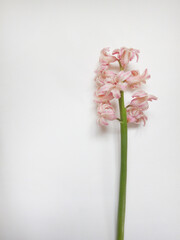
0 0 180 240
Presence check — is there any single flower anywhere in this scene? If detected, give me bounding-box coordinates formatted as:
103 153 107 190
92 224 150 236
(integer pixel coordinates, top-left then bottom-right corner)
98 71 131 99
99 47 117 64
95 69 116 86
127 106 148 126
130 90 157 110
126 69 150 88
112 47 140 68
94 88 114 103
97 103 117 126
95 62 109 75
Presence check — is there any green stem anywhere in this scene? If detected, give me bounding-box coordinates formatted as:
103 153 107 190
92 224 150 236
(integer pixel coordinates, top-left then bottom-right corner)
117 91 128 240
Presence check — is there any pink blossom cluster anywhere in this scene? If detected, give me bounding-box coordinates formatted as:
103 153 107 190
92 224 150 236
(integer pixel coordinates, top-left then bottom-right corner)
94 47 157 126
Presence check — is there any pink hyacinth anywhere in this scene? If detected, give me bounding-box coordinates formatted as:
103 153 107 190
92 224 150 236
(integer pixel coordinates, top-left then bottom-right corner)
95 62 109 75
130 90 157 110
94 88 114 103
126 69 150 88
99 48 117 64
98 71 131 99
127 106 148 126
112 47 140 69
95 69 116 87
97 103 117 126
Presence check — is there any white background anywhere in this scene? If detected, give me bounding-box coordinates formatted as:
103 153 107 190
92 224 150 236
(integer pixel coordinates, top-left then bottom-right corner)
0 0 180 239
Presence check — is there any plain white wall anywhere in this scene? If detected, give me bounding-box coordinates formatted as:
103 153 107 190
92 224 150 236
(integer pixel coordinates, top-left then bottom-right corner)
0 0 180 239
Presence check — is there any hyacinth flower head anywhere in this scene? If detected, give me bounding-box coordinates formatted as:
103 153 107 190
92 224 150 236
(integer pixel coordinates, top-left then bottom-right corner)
94 47 157 240
94 47 157 126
